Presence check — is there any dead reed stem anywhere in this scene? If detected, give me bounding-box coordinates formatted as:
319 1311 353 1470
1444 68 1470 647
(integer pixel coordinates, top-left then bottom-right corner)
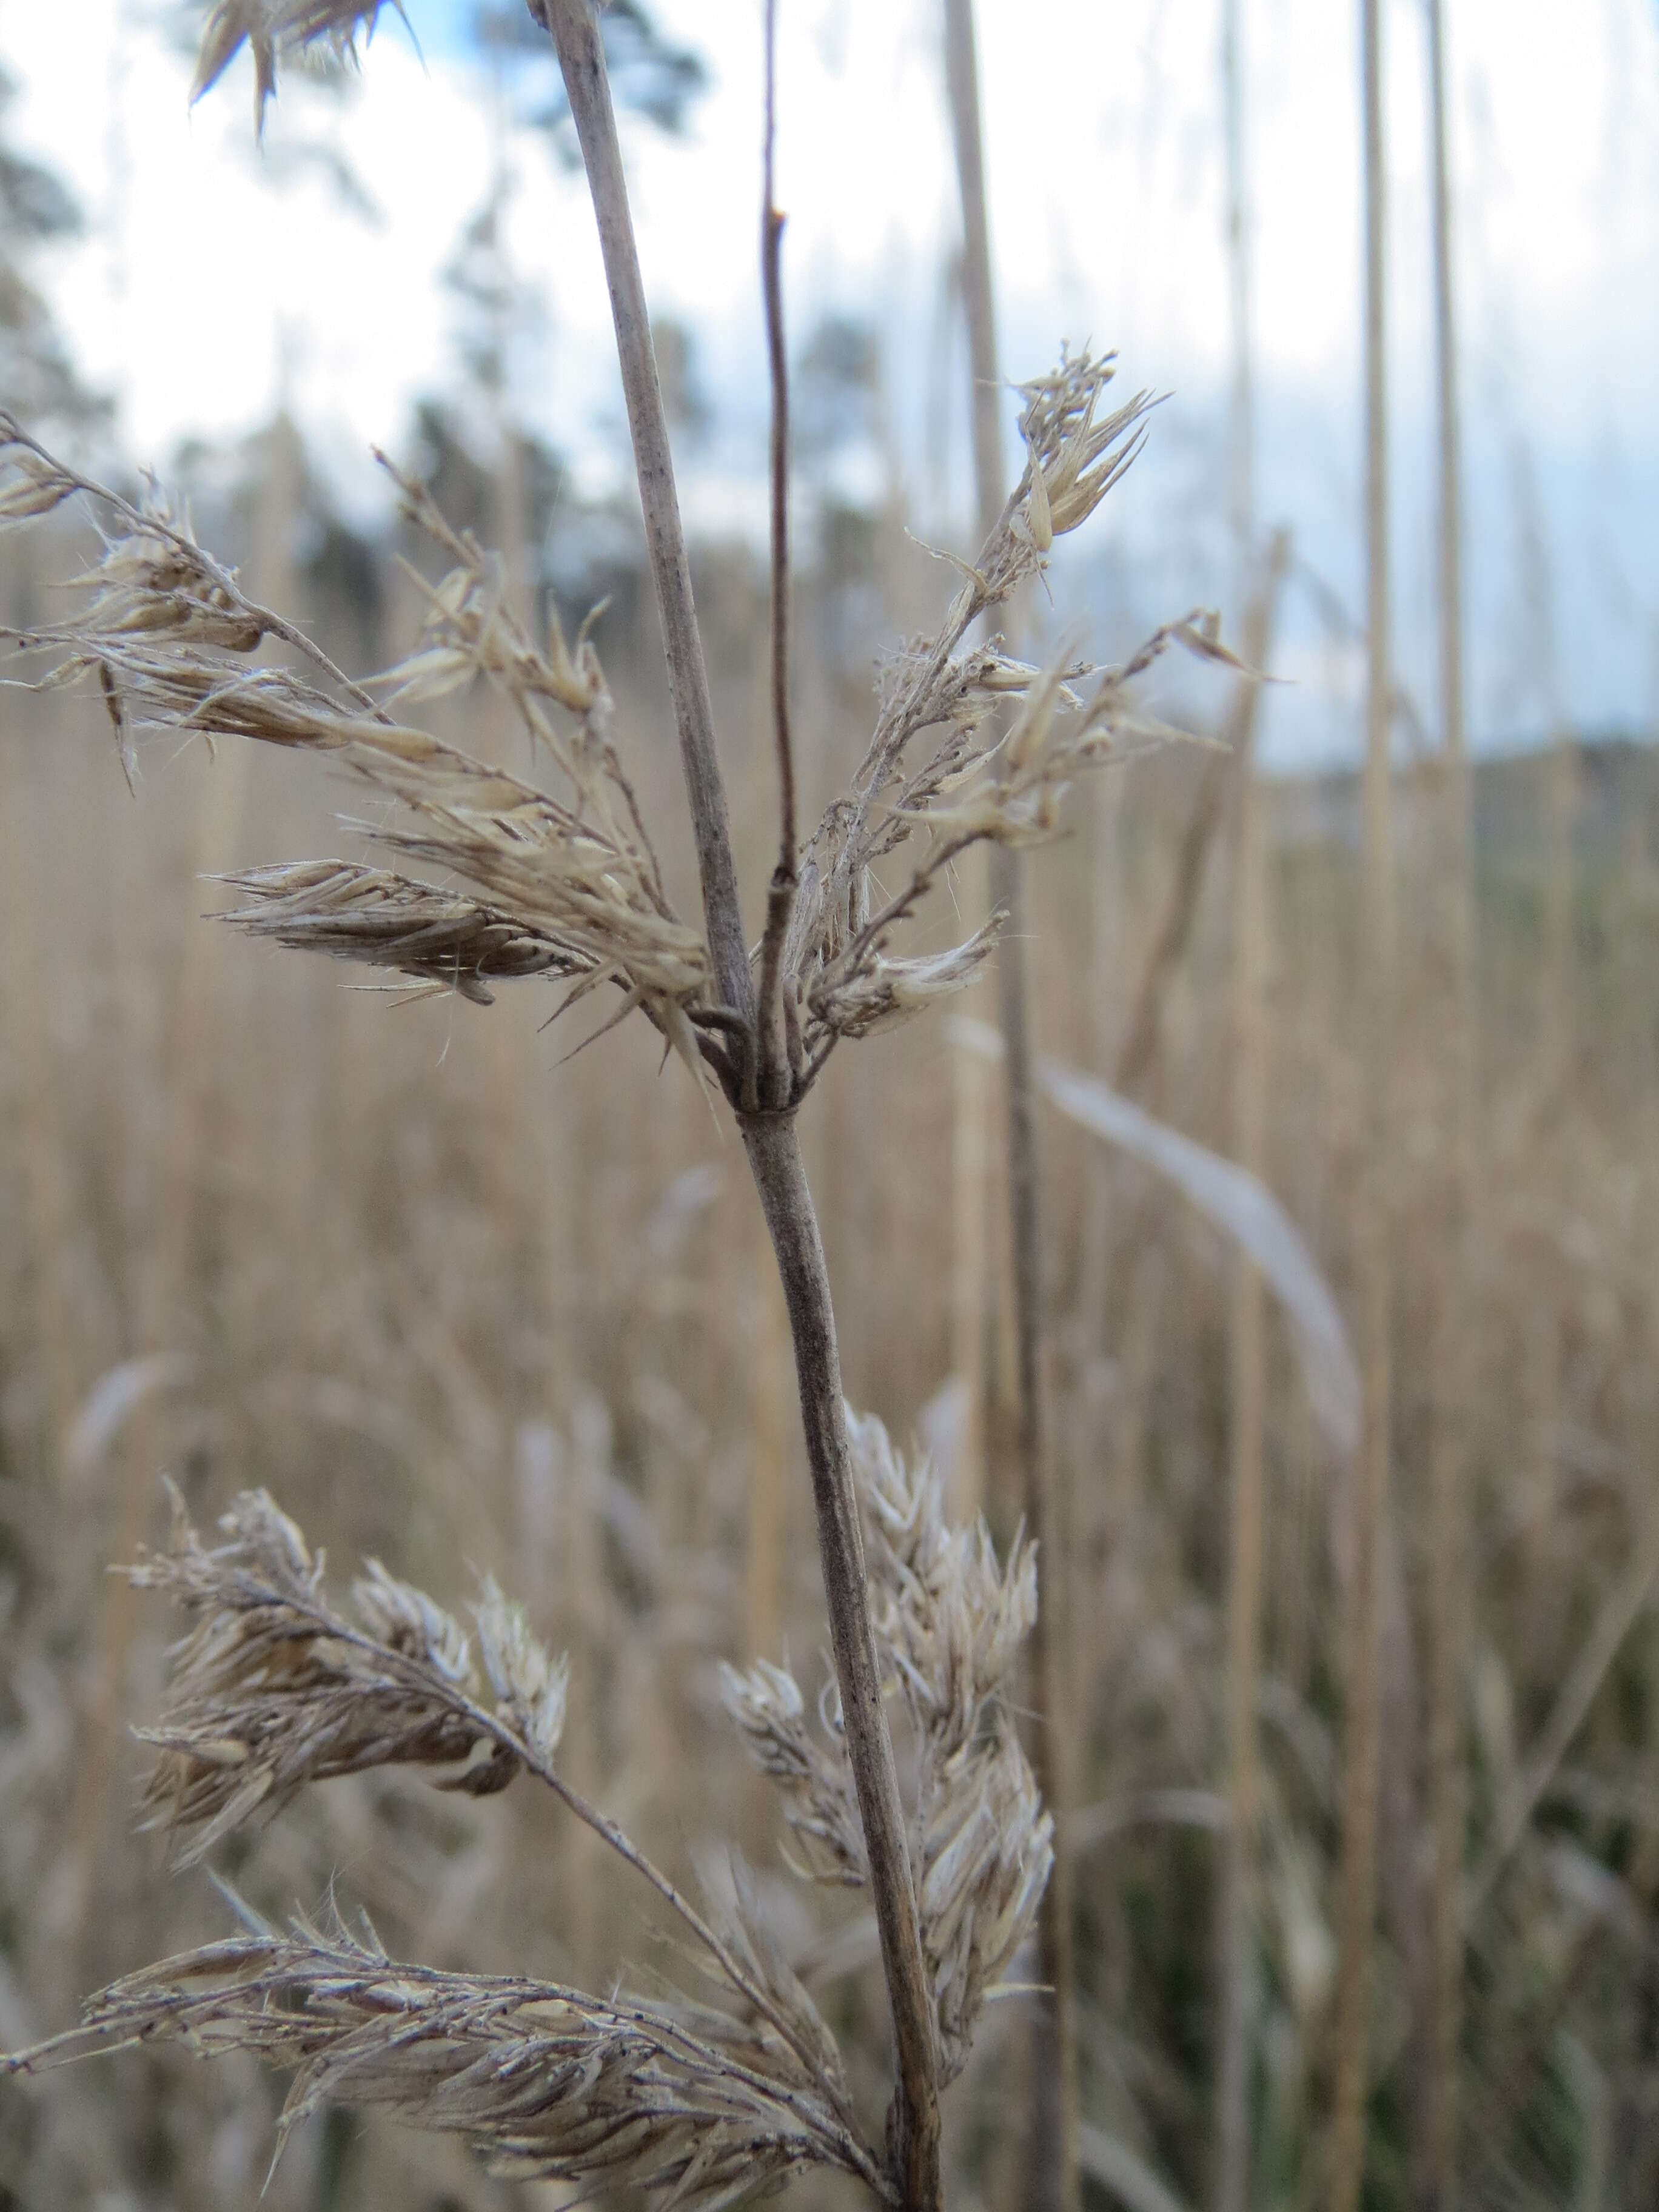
478 434 536 1258
756 0 798 1110
540 0 749 1024
1329 3 1395 2205
1423 2 1474 2200
542 8 942 2200
740 1113 943 2211
0 720 78 1471
748 1219 790 1671
1466 1478 1659 1925
61 410 300 1920
1215 3 1257 2195
941 6 1078 2211
1113 756 1228 1099
949 1028 991 1518
1215 535 1289 2212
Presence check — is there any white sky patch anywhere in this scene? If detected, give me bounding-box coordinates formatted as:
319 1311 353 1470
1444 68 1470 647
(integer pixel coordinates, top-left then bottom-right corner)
4 0 1657 763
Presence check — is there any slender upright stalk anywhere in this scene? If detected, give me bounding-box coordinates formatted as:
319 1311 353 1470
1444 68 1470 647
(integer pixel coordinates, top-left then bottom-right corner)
756 0 799 1108
941 6 1078 2211
1329 3 1395 2205
949 1029 991 1518
1113 751 1230 1100
1215 8 1276 2200
748 1223 789 1671
740 1114 942 2211
541 9 941 2203
64 412 298 1926
541 1 749 1024
1423 2 1473 2202
1215 538 1288 2212
0 715 78 1472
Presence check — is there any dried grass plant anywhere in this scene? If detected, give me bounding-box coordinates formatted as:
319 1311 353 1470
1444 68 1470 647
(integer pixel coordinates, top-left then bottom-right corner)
0 5 1227 2207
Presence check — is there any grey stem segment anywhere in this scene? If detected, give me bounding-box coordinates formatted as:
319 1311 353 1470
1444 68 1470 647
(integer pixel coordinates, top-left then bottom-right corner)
1330 1 1395 2207
543 0 752 1024
740 1111 943 2212
942 6 1079 2212
540 8 943 2205
1423 1 1474 2207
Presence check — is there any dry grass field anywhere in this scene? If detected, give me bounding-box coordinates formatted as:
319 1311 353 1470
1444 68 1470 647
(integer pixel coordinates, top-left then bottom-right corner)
1 417 1657 2210
3 7 1659 2211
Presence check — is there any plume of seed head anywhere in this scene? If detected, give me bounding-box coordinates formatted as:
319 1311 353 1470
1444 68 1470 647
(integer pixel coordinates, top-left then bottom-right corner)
216 861 586 1004
0 423 712 1073
723 1407 1054 2083
717 1660 866 1886
126 1485 569 1865
5 1910 874 2209
193 2 409 130
843 1409 1052 2079
783 349 1250 1077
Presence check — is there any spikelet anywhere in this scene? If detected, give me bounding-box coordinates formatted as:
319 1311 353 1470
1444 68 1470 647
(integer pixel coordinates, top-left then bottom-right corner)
776 349 1250 1076
126 1484 564 1865
718 1660 866 1885
0 419 713 1071
724 1407 1053 2083
5 1911 876 2209
193 2 411 131
216 861 585 1003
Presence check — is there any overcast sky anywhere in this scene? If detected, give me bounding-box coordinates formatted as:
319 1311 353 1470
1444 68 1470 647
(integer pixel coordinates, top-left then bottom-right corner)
5 0 1657 765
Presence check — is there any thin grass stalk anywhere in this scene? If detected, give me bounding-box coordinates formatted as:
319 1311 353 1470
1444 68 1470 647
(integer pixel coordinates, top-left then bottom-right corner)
1423 2 1474 2201
540 10 942 2201
949 1029 991 1518
756 0 797 1108
540 0 748 1022
1329 2 1395 2205
477 427 537 1285
1216 538 1287 2212
1112 754 1229 1100
1464 1476 1659 1923
0 703 79 1472
1215 5 1259 2188
1543 726 1577 1100
748 1218 790 1671
941 6 1078 2211
62 415 298 1921
62 729 248 1931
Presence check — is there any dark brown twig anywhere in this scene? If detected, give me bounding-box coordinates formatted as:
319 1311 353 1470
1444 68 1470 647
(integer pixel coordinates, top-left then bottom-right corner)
756 0 799 1110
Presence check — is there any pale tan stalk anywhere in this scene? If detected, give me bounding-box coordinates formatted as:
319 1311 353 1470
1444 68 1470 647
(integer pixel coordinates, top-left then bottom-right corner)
1543 728 1577 1099
1112 755 1228 1099
541 8 942 2202
478 427 535 1262
949 1030 991 1519
1214 10 1281 2197
64 413 297 1919
1329 3 1395 2206
1215 538 1288 2212
942 7 1078 2212
1423 3 1474 2202
0 689 78 1470
1464 1476 1659 1922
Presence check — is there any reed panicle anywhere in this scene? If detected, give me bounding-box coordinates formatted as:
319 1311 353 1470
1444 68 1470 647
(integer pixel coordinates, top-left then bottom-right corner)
213 860 586 1004
724 1408 1051 2085
121 1481 561 1865
193 2 412 129
5 1911 876 2210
